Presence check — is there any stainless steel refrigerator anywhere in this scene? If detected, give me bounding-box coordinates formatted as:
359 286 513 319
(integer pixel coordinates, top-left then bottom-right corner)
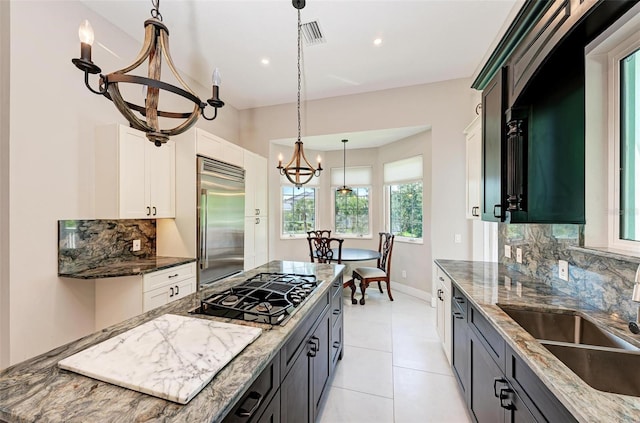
197 156 245 286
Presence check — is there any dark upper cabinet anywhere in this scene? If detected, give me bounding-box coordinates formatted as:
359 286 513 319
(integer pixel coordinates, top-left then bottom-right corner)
481 68 507 222
478 0 638 224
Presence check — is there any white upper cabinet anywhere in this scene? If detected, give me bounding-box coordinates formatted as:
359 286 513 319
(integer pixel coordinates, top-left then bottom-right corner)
95 124 175 219
464 116 482 220
195 129 244 167
244 150 268 217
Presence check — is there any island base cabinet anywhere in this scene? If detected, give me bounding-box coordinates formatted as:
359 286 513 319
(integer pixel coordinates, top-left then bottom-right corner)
256 390 281 423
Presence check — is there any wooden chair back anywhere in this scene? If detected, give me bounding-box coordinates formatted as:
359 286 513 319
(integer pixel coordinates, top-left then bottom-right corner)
377 232 395 273
308 237 344 264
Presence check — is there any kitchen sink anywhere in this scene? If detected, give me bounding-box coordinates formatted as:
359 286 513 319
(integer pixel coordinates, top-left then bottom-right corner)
542 342 640 397
499 305 639 351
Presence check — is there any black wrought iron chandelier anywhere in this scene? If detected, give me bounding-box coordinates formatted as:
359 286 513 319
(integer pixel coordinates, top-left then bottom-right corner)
71 0 224 147
277 0 322 188
336 139 353 195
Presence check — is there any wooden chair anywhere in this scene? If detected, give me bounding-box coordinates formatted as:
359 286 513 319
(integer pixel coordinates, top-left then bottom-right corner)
352 232 395 305
308 236 344 264
306 230 332 262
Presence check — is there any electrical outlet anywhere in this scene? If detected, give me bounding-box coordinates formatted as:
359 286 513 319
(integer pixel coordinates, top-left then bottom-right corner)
132 239 141 252
454 234 462 244
516 248 523 264
558 260 569 281
504 245 511 258
401 270 407 278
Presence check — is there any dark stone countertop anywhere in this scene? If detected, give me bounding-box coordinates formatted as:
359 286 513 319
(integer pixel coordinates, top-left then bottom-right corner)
0 260 345 423
436 259 640 423
58 256 196 279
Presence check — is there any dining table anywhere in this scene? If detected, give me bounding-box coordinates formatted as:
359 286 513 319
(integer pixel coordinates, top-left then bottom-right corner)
331 247 380 304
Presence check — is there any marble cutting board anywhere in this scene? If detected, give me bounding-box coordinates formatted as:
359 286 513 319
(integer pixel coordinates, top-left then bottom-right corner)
58 314 262 404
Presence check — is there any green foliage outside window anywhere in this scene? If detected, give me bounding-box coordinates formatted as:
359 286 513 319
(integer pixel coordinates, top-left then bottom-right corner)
335 187 370 235
282 186 316 235
620 48 639 242
389 182 423 238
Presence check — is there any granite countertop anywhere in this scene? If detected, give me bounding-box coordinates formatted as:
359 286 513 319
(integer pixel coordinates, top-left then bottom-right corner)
0 260 345 423
58 256 196 279
436 259 640 423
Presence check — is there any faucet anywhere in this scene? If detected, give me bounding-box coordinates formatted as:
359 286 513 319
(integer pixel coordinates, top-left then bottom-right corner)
629 264 640 334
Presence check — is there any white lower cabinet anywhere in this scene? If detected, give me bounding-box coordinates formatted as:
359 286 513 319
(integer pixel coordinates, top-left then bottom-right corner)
435 266 452 364
95 262 196 330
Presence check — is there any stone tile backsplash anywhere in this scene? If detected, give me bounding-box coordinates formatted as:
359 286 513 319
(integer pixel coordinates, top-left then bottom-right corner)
58 219 156 274
498 223 639 322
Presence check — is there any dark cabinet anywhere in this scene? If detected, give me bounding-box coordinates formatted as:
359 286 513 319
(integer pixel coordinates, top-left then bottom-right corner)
451 284 577 423
481 67 507 222
451 286 469 395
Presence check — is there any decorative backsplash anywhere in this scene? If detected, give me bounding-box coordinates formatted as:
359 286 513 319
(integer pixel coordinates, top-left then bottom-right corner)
498 223 639 322
58 219 156 274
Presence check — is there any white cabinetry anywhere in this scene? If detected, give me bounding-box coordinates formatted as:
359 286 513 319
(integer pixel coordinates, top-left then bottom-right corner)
95 262 196 330
196 129 244 167
435 266 452 364
244 151 268 270
464 116 482 220
95 124 175 219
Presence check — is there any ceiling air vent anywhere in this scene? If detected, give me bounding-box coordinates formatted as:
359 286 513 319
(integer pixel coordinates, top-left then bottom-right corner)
301 20 326 45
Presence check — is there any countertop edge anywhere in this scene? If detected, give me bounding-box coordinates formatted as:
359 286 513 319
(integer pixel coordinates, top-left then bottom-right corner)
58 256 196 279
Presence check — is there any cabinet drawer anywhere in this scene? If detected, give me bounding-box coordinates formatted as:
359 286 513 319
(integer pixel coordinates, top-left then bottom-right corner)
330 287 342 328
143 262 196 292
142 277 195 312
223 353 280 423
469 305 505 370
451 286 467 318
331 319 342 366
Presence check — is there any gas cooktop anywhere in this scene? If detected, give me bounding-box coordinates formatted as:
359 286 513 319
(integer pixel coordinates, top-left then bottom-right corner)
197 272 319 325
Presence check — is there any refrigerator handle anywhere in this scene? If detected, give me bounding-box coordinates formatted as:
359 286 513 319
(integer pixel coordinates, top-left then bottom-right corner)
200 189 208 270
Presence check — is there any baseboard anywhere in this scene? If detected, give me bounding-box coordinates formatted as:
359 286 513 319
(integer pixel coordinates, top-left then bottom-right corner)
392 282 431 303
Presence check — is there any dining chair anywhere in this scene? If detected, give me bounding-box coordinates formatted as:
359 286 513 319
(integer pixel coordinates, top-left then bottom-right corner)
306 230 332 262
352 232 395 305
308 236 344 264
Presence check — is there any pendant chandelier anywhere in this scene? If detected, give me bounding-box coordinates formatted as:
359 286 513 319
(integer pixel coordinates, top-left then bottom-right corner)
336 139 353 195
277 0 323 188
71 0 224 147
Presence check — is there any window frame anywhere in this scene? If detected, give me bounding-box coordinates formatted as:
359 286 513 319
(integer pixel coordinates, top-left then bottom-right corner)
384 178 424 244
279 185 318 239
331 185 373 239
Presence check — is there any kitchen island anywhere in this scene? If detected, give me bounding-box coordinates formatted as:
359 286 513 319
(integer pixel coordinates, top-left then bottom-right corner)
436 259 640 422
0 261 344 423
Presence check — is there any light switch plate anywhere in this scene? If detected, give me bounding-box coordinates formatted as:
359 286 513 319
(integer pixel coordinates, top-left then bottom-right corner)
559 260 569 281
504 245 511 258
454 234 462 244
516 248 523 263
132 240 141 252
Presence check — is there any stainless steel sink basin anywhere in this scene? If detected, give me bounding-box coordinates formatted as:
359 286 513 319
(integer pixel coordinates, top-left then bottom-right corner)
542 342 640 397
499 306 639 350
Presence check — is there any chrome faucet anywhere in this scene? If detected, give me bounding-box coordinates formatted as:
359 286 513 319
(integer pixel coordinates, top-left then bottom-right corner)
629 264 640 334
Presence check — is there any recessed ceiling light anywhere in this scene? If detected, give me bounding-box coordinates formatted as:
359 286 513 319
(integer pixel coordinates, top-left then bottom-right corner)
261 58 270 65
373 38 383 46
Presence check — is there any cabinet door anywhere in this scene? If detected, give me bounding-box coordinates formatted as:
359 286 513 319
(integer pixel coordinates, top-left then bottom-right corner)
254 216 268 267
172 277 196 301
311 314 330 422
244 217 257 271
244 152 268 217
465 117 482 219
469 334 505 423
146 140 175 218
143 284 171 312
451 302 468 396
443 281 452 364
118 127 148 218
481 67 507 222
256 390 281 423
280 343 311 423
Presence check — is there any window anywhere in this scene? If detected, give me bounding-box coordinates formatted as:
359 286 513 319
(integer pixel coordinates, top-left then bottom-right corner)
331 166 372 237
620 48 640 242
281 186 316 237
384 156 423 242
584 7 640 254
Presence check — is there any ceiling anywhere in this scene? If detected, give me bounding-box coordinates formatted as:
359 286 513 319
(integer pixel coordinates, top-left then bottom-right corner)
82 0 520 150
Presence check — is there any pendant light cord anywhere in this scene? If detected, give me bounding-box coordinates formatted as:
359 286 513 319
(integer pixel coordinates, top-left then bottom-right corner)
150 0 163 20
343 141 347 187
297 8 302 143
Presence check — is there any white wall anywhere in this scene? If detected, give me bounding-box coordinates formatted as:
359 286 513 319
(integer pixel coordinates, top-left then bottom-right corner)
0 0 10 370
3 1 240 367
240 79 476 297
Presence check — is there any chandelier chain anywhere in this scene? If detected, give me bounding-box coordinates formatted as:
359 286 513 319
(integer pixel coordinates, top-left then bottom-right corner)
151 0 163 21
297 8 301 143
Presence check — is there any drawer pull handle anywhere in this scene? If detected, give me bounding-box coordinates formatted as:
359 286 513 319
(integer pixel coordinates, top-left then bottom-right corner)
146 206 151 216
453 311 464 320
169 287 174 298
333 341 340 348
493 377 507 397
152 206 157 216
236 391 263 417
175 285 179 295
307 339 317 357
454 296 465 304
438 276 444 281
333 309 340 315
499 388 515 410
168 274 179 279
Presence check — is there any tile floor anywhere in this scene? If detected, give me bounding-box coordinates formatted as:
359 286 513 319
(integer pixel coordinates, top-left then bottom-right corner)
317 289 472 423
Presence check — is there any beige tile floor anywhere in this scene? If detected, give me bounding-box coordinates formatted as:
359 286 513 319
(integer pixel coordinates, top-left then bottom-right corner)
317 289 472 423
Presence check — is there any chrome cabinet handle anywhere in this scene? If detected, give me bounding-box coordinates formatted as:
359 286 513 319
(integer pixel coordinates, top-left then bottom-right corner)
236 391 263 418
255 208 260 215
168 273 179 279
493 377 507 397
169 287 174 297
146 206 151 216
499 388 515 410
175 285 179 295
255 217 260 224
152 206 157 216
